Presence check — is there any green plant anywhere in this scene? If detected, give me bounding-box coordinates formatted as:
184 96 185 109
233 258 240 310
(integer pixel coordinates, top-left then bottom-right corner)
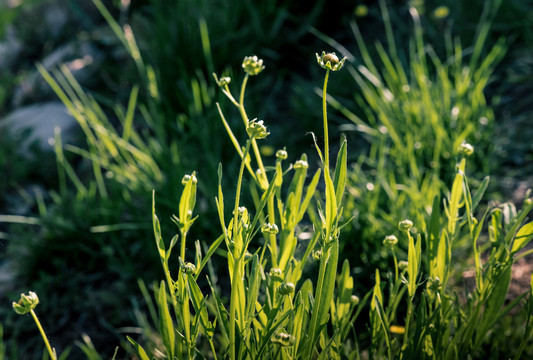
316 0 506 274
129 51 355 359
12 292 57 360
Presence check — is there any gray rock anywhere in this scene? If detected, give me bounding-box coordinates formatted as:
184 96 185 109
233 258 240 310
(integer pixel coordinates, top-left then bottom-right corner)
0 101 79 154
11 41 104 106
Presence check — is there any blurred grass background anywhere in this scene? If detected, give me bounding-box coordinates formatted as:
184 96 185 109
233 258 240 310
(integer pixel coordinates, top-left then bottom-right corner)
0 0 532 358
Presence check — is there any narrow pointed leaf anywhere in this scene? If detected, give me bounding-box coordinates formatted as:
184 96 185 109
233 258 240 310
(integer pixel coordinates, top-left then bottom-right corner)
333 138 347 206
158 281 175 360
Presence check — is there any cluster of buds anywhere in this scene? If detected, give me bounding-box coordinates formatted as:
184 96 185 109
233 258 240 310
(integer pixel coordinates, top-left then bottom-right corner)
246 119 270 140
316 51 347 71
242 55 265 76
12 291 39 315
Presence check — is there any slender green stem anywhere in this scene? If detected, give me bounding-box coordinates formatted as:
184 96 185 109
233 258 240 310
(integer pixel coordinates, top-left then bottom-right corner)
401 299 414 353
233 141 252 235
322 69 331 169
30 309 56 360
267 195 278 267
239 74 268 189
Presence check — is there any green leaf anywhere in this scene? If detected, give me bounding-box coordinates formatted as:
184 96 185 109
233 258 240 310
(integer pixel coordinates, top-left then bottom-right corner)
333 138 347 206
324 166 337 240
407 233 419 297
335 259 354 325
152 191 165 261
245 254 262 321
195 234 225 280
126 336 150 360
207 276 229 341
187 274 214 338
472 176 490 211
512 221 533 254
296 169 322 223
448 164 464 236
427 195 441 279
158 281 175 360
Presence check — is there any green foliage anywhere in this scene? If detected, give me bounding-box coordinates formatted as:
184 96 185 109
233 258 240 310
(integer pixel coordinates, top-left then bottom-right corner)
321 0 507 275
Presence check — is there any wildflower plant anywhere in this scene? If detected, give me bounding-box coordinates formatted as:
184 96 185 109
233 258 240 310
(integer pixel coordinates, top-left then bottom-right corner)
138 51 354 359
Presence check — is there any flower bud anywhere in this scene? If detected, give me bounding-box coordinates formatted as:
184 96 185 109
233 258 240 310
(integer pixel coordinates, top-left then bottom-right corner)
427 276 442 292
181 173 198 185
276 149 288 160
12 291 39 315
269 268 284 282
398 219 413 232
316 51 347 71
383 234 398 248
278 282 295 296
351 295 360 305
242 55 265 76
312 250 322 260
293 160 308 170
271 331 295 346
398 260 409 271
246 119 269 139
261 223 279 235
181 262 196 275
458 142 474 157
218 76 231 87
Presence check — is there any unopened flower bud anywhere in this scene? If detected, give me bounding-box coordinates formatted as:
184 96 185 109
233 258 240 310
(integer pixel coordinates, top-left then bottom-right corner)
261 223 279 235
181 174 197 185
383 235 398 248
12 292 39 315
278 282 295 296
218 76 231 87
316 51 347 71
276 149 288 160
246 119 269 139
242 55 265 76
312 250 322 260
398 260 409 271
427 276 442 292
181 262 196 275
293 160 308 170
398 219 413 232
458 142 474 157
269 268 284 282
351 295 360 305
